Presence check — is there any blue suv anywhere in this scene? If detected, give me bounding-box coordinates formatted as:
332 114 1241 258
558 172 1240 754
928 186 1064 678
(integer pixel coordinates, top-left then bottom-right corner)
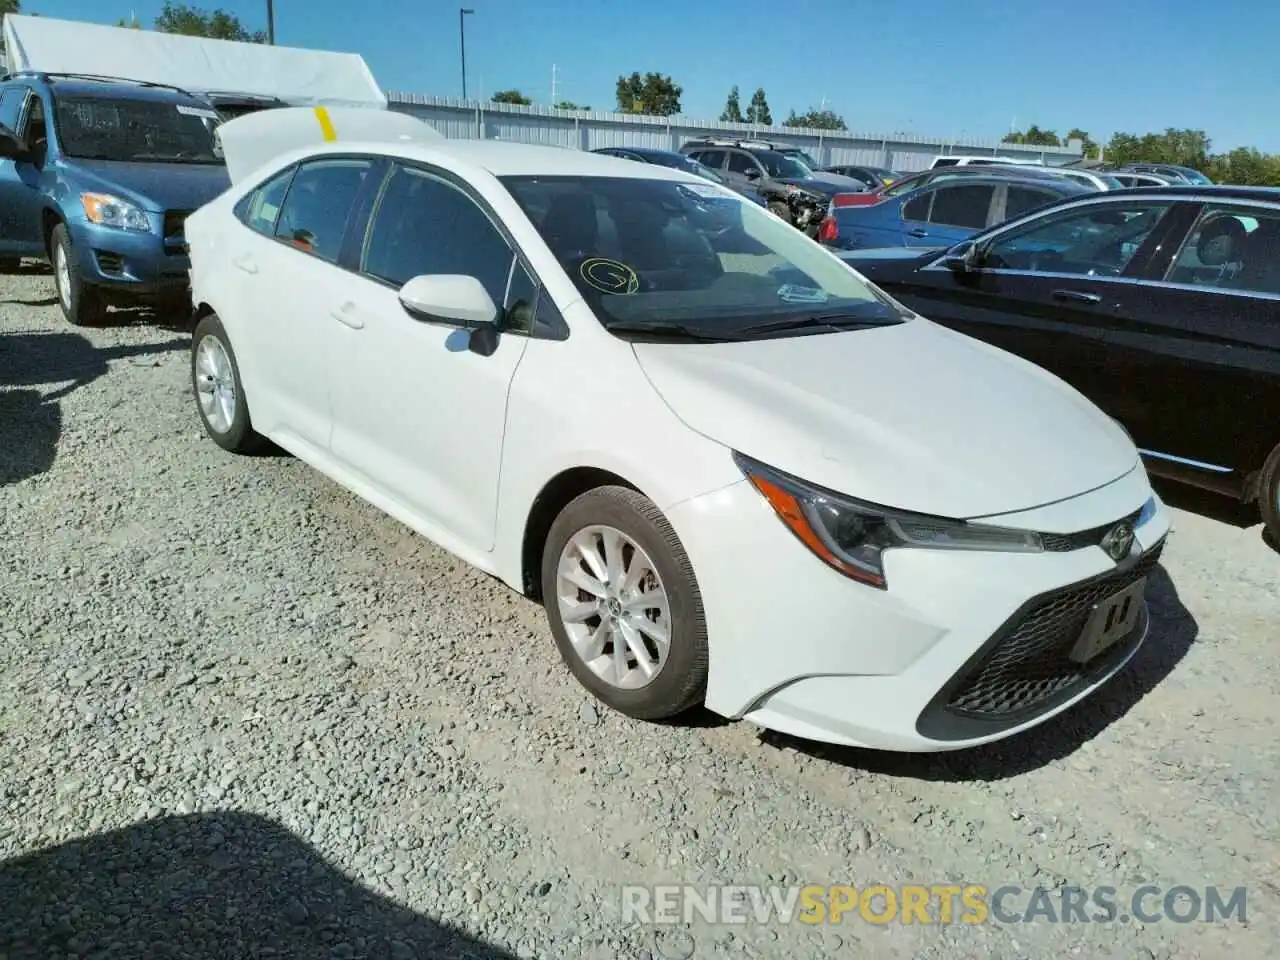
0 73 231 325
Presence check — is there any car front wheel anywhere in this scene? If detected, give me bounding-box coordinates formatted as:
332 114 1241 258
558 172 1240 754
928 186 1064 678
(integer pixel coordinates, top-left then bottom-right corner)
541 485 708 721
191 312 266 454
51 224 105 327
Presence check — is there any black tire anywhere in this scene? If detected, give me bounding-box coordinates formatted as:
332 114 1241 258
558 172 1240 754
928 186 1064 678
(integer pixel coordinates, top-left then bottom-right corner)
0 257 21 273
541 485 708 721
190 312 267 455
50 224 106 327
767 200 793 225
1258 443 1280 544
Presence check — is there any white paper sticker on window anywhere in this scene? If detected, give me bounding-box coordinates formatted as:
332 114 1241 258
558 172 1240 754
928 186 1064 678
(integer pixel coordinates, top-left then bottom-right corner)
680 182 735 200
176 105 221 120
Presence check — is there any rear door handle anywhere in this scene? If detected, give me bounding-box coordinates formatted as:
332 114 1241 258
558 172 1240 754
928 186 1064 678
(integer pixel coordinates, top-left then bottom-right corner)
232 254 257 275
1052 289 1102 304
907 228 929 238
330 302 364 330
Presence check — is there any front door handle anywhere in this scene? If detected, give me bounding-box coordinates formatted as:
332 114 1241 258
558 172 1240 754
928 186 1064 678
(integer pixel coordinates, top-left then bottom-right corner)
1052 289 1102 304
232 254 257 275
330 302 364 329
907 228 929 238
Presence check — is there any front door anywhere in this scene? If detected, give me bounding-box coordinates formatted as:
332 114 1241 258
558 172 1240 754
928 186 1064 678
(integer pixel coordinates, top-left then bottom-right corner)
327 161 530 552
0 86 51 256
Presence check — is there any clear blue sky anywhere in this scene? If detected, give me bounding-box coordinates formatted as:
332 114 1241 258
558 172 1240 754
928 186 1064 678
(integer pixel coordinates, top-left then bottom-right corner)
26 0 1280 152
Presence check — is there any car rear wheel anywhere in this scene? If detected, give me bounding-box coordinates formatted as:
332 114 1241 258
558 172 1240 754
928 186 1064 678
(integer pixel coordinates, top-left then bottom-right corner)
541 485 708 721
51 224 105 327
1258 443 1280 544
191 312 266 454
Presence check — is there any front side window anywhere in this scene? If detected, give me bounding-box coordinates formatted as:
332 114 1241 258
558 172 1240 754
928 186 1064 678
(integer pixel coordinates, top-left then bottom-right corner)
500 174 904 340
981 201 1174 276
1005 185 1062 221
362 164 515 308
52 95 221 163
0 86 26 132
273 158 373 262
690 149 726 170
928 184 995 228
1164 204 1280 295
726 152 759 176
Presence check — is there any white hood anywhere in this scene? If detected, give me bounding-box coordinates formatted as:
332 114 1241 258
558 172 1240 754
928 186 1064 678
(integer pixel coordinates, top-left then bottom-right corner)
2 14 386 109
633 318 1139 519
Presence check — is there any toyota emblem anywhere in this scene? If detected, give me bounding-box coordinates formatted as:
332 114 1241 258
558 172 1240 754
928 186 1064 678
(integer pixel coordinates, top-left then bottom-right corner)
1100 522 1135 562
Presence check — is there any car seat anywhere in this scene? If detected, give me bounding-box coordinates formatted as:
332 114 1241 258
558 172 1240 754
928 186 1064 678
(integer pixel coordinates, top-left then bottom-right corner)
1236 219 1280 295
539 193 598 262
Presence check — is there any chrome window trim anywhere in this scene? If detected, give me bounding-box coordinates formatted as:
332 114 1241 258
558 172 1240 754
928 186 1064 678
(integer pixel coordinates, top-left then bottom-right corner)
1138 449 1234 474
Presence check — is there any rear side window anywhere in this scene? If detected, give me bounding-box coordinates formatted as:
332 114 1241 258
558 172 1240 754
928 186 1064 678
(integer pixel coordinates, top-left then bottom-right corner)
932 158 959 167
273 158 373 262
691 149 726 169
929 184 995 228
236 166 296 236
726 152 759 175
1165 204 1280 295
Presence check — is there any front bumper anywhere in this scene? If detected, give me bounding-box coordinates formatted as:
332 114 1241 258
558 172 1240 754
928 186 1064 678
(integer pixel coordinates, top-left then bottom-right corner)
665 464 1173 752
67 219 190 298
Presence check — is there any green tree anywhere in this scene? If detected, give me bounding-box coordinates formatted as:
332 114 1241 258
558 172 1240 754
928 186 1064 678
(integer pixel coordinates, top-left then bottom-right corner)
746 88 771 126
720 85 744 123
555 100 590 110
491 90 532 105
0 0 20 15
784 108 846 131
1003 124 1060 146
1104 128 1210 169
615 71 682 116
155 2 266 42
1066 127 1099 159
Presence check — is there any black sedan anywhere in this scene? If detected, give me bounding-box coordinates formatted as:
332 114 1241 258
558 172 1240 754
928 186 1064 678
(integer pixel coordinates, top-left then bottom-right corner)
839 185 1280 540
589 146 766 205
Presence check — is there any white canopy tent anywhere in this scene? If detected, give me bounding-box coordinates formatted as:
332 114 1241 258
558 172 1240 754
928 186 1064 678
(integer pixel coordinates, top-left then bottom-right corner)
1 14 387 110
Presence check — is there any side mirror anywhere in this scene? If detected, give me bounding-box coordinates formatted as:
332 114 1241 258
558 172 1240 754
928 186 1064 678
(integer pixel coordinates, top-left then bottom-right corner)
0 124 30 162
941 241 979 273
398 274 499 329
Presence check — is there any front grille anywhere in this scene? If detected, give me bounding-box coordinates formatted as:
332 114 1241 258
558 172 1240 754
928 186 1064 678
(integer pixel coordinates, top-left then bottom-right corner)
163 209 193 242
931 540 1165 731
1042 507 1143 552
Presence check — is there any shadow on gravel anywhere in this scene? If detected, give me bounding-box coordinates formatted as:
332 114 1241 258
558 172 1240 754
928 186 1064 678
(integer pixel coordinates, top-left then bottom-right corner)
0 259 52 276
0 331 187 484
0 388 59 484
769 564 1200 782
1151 477 1276 554
1 294 58 307
0 812 519 960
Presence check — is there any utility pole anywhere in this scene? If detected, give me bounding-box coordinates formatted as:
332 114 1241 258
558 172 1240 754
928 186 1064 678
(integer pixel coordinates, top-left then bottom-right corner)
266 0 275 44
459 8 474 99
551 64 559 105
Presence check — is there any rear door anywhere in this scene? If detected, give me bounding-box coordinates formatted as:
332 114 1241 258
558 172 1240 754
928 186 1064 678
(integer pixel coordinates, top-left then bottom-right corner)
1120 200 1280 478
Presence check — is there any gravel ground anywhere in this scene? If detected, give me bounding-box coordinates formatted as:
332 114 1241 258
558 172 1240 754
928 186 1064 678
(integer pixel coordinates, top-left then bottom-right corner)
1 266 1277 960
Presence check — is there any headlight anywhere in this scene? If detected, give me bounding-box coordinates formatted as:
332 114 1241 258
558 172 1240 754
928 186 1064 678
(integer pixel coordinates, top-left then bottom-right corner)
80 193 151 232
734 452 1043 589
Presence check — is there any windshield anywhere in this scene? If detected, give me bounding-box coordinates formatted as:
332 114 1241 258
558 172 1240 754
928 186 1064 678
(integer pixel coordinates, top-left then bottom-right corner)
759 154 814 179
499 174 904 339
53 95 222 164
783 150 821 170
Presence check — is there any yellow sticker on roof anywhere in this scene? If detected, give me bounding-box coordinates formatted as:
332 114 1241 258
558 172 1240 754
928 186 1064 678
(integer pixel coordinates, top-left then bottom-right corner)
314 106 337 141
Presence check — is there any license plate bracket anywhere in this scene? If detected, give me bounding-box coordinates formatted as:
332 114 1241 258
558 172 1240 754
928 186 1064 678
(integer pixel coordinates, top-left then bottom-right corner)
1069 578 1147 664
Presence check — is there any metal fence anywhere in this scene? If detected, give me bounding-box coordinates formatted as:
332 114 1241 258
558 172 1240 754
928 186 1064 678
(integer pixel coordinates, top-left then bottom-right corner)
387 93 1082 171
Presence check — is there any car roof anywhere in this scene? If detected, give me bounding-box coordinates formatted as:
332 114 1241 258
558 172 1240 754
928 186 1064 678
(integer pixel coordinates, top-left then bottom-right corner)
33 75 211 106
288 138 703 181
1094 184 1280 202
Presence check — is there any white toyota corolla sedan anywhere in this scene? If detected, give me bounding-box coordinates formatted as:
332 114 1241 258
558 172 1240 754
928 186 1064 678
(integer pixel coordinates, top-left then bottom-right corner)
185 107 1172 752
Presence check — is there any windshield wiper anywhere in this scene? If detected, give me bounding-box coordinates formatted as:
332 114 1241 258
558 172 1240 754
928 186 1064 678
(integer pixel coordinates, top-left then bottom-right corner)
604 320 744 342
736 312 906 337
